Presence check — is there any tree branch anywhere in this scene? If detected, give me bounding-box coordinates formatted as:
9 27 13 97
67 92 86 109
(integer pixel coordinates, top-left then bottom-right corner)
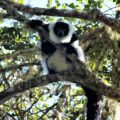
0 62 40 73
0 48 39 61
79 27 105 43
0 0 120 30
0 60 120 105
0 0 28 22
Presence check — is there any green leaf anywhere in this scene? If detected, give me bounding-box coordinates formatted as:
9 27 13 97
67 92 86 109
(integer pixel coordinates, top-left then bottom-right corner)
69 3 75 8
0 19 3 24
18 0 24 4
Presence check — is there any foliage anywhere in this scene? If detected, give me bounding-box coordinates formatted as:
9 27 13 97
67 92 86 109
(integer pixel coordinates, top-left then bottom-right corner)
0 0 120 120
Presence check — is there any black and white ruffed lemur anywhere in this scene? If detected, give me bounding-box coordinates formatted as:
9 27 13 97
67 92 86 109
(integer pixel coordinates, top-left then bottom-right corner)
28 20 102 120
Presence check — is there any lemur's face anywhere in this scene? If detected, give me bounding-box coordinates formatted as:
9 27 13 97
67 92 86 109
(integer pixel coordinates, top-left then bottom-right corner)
54 22 69 38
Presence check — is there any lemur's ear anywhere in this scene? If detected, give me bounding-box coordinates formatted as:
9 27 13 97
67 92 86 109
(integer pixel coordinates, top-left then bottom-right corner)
28 20 43 29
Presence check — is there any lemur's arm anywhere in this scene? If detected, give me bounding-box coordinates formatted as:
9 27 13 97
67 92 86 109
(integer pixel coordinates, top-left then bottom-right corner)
71 40 85 63
28 20 50 41
28 20 43 29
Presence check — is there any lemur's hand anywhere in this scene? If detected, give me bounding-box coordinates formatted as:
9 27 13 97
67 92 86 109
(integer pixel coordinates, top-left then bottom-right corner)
28 20 43 29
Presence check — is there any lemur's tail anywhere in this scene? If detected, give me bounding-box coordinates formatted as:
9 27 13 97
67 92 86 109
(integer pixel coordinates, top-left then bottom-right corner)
83 87 102 120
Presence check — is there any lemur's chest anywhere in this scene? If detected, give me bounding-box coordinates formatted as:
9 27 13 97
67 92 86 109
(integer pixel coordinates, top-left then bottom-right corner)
41 41 77 56
41 41 77 72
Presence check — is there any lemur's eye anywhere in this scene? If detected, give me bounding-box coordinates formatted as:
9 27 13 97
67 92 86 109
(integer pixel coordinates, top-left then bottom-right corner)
64 29 67 31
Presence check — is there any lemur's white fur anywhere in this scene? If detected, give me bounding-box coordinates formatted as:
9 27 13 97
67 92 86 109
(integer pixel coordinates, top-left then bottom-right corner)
41 58 49 75
47 51 72 72
49 22 74 43
71 40 85 62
